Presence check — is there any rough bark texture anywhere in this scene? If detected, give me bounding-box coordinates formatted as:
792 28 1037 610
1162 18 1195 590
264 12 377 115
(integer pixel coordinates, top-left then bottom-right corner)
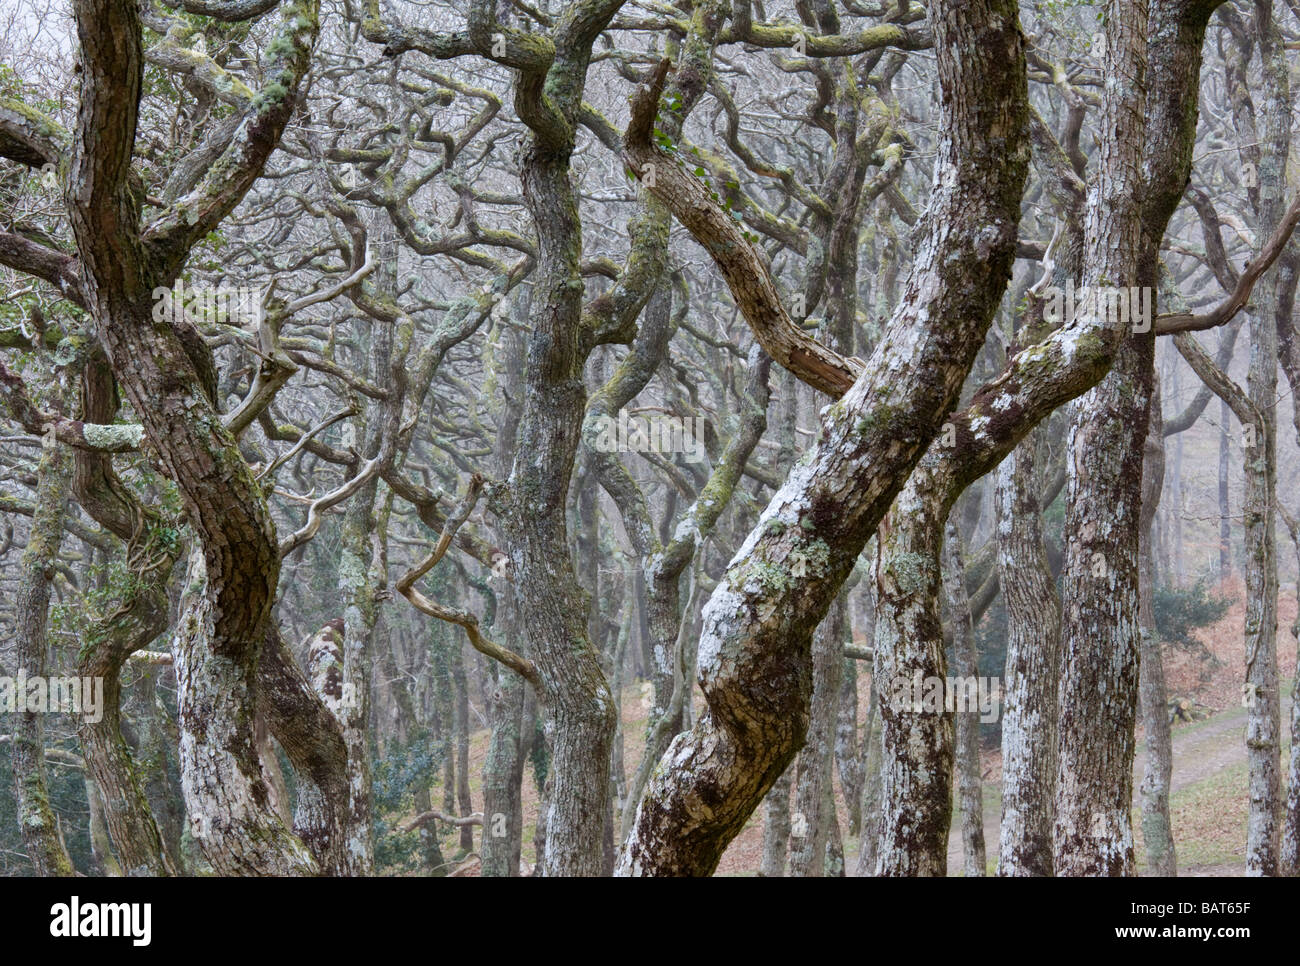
943 522 986 877
66 0 329 874
840 0 1176 880
835 644 864 834
256 623 352 874
481 663 526 877
490 0 629 876
619 0 1030 875
1278 257 1300 878
1055 338 1152 878
995 427 1059 876
873 480 957 876
1241 0 1286 875
9 439 76 876
788 597 844 877
1279 504 1300 875
1054 0 1216 877
852 669 883 877
1218 398 1231 577
1137 387 1176 876
72 352 179 875
482 323 528 879
759 768 792 877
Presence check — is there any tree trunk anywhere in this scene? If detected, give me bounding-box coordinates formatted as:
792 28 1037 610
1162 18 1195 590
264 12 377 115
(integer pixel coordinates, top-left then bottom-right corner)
788 597 845 877
853 674 883 877
873 475 955 877
1054 0 1210 876
1280 516 1300 875
1138 382 1176 876
9 439 76 876
1219 398 1231 577
943 522 986 877
836 656 862 837
489 1 634 874
67 0 325 874
1241 0 1287 875
759 768 792 877
619 0 1030 874
482 664 526 876
85 775 122 876
451 642 474 854
995 426 1060 876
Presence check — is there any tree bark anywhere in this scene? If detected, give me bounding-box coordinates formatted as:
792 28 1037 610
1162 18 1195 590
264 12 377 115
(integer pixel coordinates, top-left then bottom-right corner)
788 597 845 877
1054 0 1215 877
1278 504 1300 875
759 768 792 877
1219 398 1231 577
995 426 1060 876
491 0 630 876
853 665 883 877
943 522 986 877
67 0 327 874
9 439 76 876
1137 384 1175 876
1241 0 1287 875
72 352 179 876
619 0 1030 875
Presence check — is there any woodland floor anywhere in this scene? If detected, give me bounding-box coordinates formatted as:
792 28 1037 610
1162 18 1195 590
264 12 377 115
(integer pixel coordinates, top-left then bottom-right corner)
933 576 1297 877
439 577 1295 876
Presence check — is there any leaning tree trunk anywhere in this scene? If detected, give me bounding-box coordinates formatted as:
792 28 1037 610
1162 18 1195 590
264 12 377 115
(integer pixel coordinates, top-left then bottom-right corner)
85 776 121 875
67 0 327 874
78 583 178 876
618 0 1031 875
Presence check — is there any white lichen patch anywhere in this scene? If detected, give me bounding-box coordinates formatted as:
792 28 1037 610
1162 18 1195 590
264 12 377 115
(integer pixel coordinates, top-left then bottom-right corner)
83 422 145 450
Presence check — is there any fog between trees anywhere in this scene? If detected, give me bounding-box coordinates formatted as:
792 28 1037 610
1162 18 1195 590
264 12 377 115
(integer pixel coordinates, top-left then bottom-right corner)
0 0 1298 878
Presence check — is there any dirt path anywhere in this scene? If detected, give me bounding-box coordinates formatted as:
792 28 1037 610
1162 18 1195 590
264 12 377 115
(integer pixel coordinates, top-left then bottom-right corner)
946 692 1291 875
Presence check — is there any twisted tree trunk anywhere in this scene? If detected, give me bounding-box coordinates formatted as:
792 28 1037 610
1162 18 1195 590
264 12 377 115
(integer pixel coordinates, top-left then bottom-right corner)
67 0 333 874
620 0 1031 874
73 352 178 875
